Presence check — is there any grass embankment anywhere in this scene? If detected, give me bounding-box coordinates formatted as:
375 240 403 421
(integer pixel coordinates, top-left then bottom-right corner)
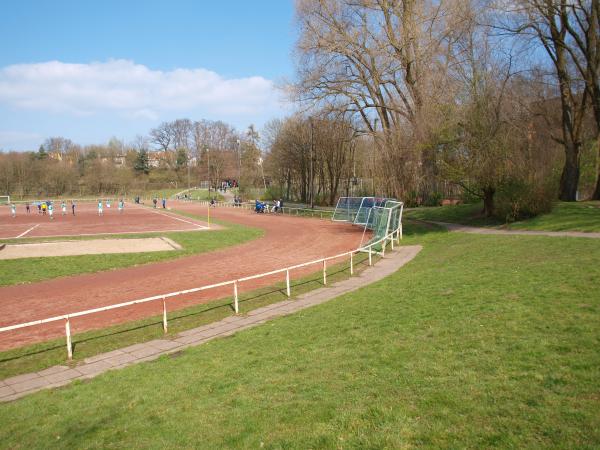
1 225 599 448
407 200 600 232
0 212 263 286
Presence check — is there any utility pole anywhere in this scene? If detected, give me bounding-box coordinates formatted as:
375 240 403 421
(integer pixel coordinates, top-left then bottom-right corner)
309 117 314 209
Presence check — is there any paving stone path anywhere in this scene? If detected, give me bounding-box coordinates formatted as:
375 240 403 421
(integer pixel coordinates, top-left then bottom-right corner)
0 245 422 402
426 221 600 238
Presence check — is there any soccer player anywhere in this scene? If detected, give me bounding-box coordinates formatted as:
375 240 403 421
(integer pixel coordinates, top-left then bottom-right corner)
41 202 47 215
10 203 16 218
25 202 30 213
61 201 67 215
106 199 111 208
48 202 54 219
98 200 103 216
118 199 124 213
71 201 76 215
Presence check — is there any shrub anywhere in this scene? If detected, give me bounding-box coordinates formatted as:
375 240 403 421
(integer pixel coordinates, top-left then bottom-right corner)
423 191 443 207
495 178 555 222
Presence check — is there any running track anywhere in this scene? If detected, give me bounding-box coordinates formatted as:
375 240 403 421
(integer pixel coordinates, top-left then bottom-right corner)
0 203 364 350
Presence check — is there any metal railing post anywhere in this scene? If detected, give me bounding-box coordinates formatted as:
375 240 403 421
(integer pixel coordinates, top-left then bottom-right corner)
233 281 239 314
323 260 327 285
391 233 394 250
286 269 291 297
162 297 168 333
369 246 372 266
65 317 73 360
350 252 354 275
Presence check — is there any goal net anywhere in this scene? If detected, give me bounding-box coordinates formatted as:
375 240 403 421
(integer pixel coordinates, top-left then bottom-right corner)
0 195 10 206
332 197 375 223
359 201 404 253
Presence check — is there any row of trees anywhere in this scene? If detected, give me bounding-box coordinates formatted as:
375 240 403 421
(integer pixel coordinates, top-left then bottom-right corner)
0 121 265 198
260 0 599 218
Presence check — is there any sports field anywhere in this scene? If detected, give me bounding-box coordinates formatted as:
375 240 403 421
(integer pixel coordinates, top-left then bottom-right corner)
0 202 364 350
0 199 598 448
0 201 208 239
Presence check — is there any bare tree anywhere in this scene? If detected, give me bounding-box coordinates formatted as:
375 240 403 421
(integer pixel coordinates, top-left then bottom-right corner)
149 122 175 151
501 0 590 200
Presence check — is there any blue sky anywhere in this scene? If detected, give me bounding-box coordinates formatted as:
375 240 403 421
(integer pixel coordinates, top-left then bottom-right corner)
0 0 296 150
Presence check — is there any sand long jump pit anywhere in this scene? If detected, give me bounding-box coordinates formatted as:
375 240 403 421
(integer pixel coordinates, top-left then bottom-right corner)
0 202 211 239
0 237 182 260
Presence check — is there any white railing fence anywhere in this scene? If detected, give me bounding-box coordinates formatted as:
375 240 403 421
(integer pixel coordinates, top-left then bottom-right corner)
196 200 335 220
0 223 402 360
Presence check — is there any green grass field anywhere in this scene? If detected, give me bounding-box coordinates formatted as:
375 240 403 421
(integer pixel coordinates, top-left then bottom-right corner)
406 201 600 232
0 213 263 286
1 224 598 448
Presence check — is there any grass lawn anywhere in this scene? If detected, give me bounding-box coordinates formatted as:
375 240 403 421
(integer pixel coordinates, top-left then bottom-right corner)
0 213 263 286
1 226 598 448
406 201 600 232
509 201 600 232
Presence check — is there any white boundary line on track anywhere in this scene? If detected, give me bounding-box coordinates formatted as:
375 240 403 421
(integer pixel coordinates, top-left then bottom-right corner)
14 224 39 238
139 206 209 229
2 227 210 240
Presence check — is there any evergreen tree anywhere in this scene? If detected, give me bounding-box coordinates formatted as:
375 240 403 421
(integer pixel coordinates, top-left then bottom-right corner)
134 149 150 174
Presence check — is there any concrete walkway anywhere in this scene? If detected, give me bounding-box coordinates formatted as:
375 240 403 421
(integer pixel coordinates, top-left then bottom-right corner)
0 245 422 402
428 221 600 239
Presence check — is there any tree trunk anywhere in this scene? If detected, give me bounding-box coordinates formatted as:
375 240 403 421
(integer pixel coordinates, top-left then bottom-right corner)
559 141 581 201
592 136 600 200
482 187 495 217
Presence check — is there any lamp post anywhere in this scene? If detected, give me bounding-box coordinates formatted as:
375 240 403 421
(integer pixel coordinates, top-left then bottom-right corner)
309 117 314 209
206 147 210 193
237 139 241 190
187 149 191 189
372 118 378 196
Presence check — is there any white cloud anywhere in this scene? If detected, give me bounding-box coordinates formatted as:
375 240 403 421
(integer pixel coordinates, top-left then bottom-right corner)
0 59 280 119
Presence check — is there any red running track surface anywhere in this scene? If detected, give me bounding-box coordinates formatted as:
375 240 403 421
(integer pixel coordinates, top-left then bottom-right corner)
0 202 364 350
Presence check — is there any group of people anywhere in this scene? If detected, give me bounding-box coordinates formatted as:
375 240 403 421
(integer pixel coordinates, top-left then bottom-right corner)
97 199 125 215
254 199 283 214
10 200 77 219
9 199 128 218
152 198 167 209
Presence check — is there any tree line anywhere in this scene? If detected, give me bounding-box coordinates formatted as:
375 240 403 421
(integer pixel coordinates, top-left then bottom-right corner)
262 0 599 220
0 120 265 198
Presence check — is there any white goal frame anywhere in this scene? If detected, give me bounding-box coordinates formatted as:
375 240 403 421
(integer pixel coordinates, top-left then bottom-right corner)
0 195 10 205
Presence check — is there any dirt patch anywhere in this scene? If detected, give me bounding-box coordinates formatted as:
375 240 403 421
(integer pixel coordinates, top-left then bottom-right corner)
0 237 179 260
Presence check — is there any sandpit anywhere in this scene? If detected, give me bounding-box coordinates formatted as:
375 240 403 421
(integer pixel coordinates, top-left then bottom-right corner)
0 237 181 260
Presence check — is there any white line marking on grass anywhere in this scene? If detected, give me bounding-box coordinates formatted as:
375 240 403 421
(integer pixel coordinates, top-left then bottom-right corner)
15 224 39 238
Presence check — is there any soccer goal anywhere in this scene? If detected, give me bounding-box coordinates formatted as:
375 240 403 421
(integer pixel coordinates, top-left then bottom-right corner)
0 195 10 206
358 200 404 255
332 197 375 223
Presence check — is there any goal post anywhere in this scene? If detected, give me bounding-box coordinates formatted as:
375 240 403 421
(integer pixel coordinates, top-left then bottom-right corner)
0 195 10 205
